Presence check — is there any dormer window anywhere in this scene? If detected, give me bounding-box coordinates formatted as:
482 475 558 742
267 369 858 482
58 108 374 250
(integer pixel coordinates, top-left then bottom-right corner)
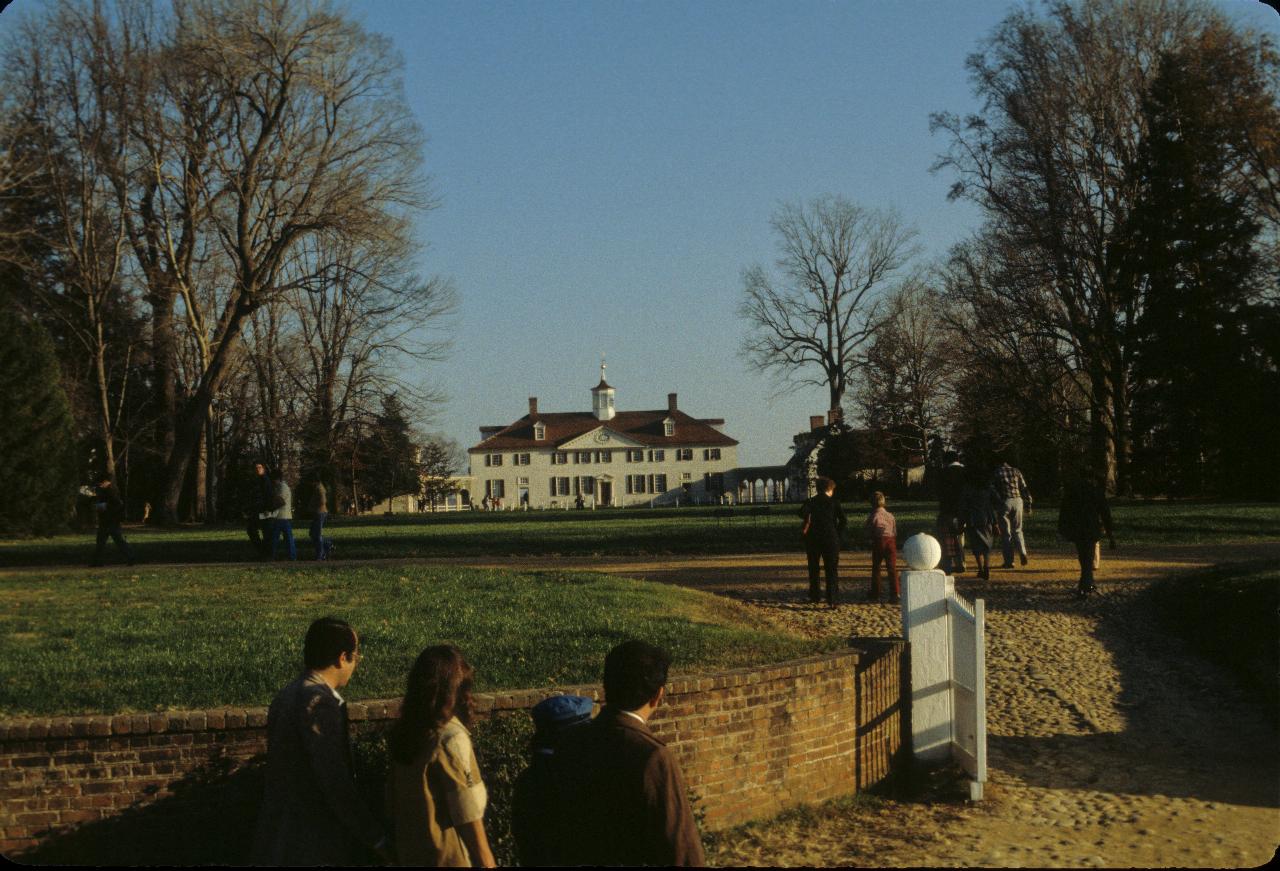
663 417 674 437
534 422 546 440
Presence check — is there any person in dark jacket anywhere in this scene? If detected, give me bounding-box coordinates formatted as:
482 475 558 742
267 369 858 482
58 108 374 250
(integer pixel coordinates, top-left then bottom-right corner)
511 694 594 866
252 617 389 865
799 476 848 607
936 452 968 574
90 474 134 566
248 462 274 557
550 640 705 867
1058 470 1116 598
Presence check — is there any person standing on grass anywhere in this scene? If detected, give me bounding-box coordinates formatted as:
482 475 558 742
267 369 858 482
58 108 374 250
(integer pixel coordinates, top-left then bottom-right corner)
799 475 847 607
386 645 497 868
551 640 705 867
90 474 134 567
248 462 274 557
990 457 1033 568
252 617 389 865
864 491 899 603
1058 469 1116 599
511 694 595 866
309 476 334 561
267 475 298 561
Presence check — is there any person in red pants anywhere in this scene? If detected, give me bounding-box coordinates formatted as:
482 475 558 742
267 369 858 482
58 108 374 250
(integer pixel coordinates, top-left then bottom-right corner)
864 491 899 603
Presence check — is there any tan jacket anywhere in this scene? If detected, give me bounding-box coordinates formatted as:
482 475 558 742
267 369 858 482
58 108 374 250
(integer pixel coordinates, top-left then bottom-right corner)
386 717 488 867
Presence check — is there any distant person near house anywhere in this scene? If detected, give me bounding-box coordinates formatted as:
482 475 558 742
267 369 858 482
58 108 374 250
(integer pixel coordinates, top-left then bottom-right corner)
309 477 334 561
936 452 967 574
1057 468 1116 599
799 476 847 607
248 462 274 557
551 640 705 866
89 474 134 567
267 476 297 561
385 645 496 867
864 491 899 603
511 694 595 867
251 617 389 865
990 459 1033 568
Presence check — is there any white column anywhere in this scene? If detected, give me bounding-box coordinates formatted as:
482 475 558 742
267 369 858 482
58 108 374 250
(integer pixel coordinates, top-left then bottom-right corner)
900 534 953 764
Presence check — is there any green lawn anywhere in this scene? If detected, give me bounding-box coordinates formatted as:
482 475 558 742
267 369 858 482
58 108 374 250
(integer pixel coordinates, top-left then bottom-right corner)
2 500 1275 568
0 564 839 716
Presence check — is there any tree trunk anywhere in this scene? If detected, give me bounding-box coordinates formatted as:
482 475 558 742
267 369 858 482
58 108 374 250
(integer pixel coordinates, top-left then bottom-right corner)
94 340 117 481
150 285 177 514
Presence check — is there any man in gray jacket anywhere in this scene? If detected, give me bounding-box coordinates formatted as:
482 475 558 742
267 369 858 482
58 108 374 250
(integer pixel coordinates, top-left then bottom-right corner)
266 477 297 561
251 617 388 865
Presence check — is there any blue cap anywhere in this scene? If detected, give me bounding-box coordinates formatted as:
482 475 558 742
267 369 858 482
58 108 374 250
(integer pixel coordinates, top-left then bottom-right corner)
531 694 594 731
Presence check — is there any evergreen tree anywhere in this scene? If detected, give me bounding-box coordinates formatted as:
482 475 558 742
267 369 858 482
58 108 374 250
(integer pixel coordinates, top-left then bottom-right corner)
1126 40 1278 497
362 393 421 507
0 302 79 534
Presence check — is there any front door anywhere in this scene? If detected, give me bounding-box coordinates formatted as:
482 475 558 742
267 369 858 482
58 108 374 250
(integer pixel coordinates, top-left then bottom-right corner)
598 481 612 507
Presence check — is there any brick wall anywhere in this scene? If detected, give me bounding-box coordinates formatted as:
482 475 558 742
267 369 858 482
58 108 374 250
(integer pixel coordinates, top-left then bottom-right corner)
1 641 906 861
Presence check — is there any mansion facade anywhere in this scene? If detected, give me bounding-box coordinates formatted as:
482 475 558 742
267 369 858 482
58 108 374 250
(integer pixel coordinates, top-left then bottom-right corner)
466 369 739 509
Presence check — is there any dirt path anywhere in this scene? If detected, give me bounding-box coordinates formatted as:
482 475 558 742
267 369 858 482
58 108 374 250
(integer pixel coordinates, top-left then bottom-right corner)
471 544 1280 868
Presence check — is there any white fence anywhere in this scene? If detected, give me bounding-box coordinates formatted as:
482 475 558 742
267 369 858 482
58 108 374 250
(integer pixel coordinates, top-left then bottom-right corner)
900 567 988 799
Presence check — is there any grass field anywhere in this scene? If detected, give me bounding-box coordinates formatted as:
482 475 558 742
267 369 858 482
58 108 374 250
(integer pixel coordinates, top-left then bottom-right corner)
0 564 839 716
1 500 1275 568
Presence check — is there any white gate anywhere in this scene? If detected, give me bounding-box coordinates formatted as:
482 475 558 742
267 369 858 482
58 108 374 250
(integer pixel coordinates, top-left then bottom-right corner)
946 590 987 799
900 565 988 800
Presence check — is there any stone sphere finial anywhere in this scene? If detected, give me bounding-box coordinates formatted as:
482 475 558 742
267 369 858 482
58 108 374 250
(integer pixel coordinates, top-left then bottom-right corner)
902 533 942 571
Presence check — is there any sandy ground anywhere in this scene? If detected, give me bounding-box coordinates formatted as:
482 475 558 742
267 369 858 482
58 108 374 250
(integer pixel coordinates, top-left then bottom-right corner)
468 543 1280 868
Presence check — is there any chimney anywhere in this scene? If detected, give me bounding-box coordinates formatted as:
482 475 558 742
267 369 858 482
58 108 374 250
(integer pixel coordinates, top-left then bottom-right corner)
827 407 843 425
809 415 825 432
668 393 678 413
528 397 538 416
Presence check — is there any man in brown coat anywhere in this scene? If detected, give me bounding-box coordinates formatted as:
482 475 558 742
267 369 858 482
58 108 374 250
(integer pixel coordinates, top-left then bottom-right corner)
552 640 705 866
251 617 388 865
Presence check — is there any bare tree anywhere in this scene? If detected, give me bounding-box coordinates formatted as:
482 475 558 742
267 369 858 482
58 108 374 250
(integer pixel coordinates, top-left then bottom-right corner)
739 195 919 417
150 0 429 522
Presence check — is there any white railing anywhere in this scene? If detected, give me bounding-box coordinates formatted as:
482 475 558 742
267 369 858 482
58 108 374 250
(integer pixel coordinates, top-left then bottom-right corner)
946 591 987 799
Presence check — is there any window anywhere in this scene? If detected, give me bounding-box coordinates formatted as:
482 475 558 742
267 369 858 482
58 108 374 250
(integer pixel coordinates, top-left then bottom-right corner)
663 418 674 437
648 449 665 462
598 450 612 463
517 477 529 487
534 423 546 440
550 476 571 496
484 453 504 467
576 451 592 464
551 452 568 465
627 449 644 463
626 474 646 494
704 448 721 461
512 453 531 466
653 474 667 493
681 472 691 481
581 476 595 495
676 448 693 461
486 480 505 498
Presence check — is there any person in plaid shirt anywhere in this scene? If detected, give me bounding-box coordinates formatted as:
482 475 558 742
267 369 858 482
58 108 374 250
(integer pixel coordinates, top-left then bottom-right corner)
989 459 1032 568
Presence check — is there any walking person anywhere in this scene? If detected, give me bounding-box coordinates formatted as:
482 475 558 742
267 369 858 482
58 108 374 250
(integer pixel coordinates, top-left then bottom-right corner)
551 640 705 867
251 617 389 865
799 476 847 607
1058 468 1116 599
864 491 900 603
961 477 999 581
936 452 967 574
385 645 496 868
990 458 1033 568
89 474 134 567
308 476 334 561
267 475 298 561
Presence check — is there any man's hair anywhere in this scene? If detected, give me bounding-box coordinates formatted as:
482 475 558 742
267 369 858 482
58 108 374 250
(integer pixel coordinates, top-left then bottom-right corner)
603 640 671 711
816 475 835 494
871 491 886 508
303 617 357 670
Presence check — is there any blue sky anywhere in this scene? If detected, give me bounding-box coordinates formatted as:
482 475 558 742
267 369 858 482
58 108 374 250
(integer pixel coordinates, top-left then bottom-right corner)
6 0 1276 467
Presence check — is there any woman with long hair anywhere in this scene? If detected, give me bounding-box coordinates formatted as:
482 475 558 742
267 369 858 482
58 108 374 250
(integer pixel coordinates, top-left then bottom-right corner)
386 645 496 867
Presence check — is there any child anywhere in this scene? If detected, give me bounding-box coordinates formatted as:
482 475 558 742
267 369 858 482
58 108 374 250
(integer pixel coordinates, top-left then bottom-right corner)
864 491 899 603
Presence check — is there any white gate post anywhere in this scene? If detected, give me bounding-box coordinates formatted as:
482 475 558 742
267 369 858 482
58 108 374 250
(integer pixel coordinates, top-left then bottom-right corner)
899 533 953 764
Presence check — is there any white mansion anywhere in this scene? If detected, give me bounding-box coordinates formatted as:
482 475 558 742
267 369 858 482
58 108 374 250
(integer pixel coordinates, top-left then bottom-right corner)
466 367 741 508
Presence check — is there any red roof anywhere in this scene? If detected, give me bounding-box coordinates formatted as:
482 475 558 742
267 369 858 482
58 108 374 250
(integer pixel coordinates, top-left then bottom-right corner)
470 409 738 452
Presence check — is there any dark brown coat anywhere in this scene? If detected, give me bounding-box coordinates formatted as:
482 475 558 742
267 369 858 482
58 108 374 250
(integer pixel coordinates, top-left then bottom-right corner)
552 706 705 867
